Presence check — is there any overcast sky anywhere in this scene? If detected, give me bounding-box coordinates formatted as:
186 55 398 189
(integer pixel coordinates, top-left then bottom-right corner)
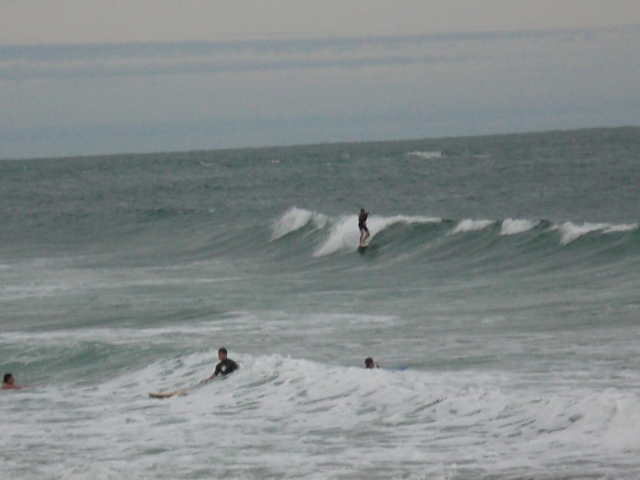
1 1 639 159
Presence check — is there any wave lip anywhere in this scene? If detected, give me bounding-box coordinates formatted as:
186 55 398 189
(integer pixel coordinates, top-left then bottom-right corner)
500 218 540 236
314 214 441 257
555 221 639 245
271 207 328 240
451 219 495 235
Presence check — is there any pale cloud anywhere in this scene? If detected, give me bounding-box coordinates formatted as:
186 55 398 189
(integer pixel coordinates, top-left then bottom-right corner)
1 26 638 82
0 1 639 158
1 0 639 45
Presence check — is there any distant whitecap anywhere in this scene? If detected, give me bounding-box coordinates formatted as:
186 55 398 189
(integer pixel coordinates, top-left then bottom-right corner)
407 150 443 159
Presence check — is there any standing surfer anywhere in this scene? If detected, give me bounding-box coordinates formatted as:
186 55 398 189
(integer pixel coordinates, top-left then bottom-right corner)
358 208 370 246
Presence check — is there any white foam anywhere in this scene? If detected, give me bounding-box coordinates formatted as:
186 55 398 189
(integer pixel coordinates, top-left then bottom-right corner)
4 307 640 480
0 323 226 347
271 207 328 240
602 223 639 234
601 396 640 451
407 150 443 159
451 219 494 234
3 352 637 479
500 218 539 236
314 214 441 256
556 221 638 245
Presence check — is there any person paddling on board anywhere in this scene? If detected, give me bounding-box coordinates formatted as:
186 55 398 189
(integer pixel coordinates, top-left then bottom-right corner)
2 373 24 390
364 357 380 369
150 348 238 397
358 208 370 246
207 348 239 381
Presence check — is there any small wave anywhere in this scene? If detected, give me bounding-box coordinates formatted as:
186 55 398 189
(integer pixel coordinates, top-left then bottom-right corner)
555 222 639 245
314 214 441 256
407 150 443 159
451 219 494 235
500 219 540 236
271 207 328 240
272 209 638 256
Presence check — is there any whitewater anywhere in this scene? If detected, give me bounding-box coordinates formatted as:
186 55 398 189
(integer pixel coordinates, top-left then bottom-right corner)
1 127 639 479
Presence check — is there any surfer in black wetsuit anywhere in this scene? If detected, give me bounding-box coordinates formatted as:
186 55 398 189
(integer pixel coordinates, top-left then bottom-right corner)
208 348 239 380
358 208 370 246
364 357 380 369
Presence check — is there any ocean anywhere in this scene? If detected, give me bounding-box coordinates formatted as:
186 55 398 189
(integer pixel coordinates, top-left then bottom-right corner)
1 126 639 479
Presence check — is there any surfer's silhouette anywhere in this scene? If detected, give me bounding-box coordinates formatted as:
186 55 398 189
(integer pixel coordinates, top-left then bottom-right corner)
358 208 370 246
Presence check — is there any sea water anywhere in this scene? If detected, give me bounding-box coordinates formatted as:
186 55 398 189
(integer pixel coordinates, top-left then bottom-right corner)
1 127 639 479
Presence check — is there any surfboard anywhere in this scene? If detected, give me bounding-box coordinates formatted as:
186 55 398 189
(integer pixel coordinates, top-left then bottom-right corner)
357 243 368 252
148 388 189 399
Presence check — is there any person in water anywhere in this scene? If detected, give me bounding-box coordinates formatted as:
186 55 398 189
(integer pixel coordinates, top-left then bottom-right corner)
2 373 21 390
208 348 239 380
358 208 370 245
365 357 380 369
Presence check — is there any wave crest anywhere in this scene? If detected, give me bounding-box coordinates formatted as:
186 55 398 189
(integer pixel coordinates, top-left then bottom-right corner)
501 219 540 236
314 214 442 256
271 207 328 240
451 219 494 234
271 208 639 258
555 222 639 245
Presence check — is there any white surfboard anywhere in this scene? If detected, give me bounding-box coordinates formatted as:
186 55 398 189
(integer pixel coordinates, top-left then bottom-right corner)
148 388 189 399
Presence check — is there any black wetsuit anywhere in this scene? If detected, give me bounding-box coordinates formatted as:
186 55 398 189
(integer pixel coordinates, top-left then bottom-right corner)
358 212 369 232
213 358 239 377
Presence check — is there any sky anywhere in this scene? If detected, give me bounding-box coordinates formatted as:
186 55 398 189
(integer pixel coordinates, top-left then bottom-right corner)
1 1 639 159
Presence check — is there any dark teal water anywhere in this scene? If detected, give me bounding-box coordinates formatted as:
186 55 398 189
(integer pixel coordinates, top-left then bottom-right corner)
1 127 639 479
